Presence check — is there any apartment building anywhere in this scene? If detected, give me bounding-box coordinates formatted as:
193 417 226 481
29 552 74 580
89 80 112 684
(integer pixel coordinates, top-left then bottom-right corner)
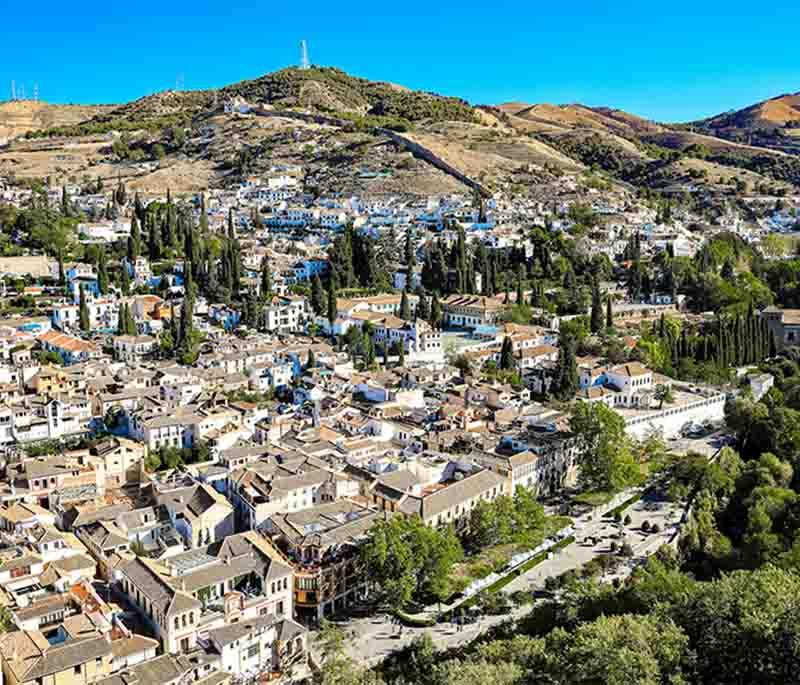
265 500 388 623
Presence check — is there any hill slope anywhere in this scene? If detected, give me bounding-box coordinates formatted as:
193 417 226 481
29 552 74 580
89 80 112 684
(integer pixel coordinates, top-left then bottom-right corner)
0 100 115 139
687 92 800 155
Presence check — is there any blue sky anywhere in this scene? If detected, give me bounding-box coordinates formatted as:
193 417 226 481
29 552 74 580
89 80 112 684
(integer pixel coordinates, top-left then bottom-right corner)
3 0 799 122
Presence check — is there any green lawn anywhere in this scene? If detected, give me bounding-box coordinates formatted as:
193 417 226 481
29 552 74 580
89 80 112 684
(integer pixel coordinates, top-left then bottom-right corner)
572 490 616 507
449 515 572 588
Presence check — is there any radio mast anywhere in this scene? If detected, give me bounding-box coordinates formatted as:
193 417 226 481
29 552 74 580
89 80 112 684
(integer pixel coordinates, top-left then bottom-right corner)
300 40 310 70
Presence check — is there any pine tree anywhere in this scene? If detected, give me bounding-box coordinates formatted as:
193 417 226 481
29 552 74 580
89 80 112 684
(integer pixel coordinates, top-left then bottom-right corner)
79 286 90 332
400 288 411 321
311 275 325 316
500 336 515 371
590 281 603 333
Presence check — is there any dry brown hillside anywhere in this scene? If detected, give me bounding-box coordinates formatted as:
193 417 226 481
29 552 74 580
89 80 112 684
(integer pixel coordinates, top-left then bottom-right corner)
698 92 800 130
493 102 664 137
0 100 114 139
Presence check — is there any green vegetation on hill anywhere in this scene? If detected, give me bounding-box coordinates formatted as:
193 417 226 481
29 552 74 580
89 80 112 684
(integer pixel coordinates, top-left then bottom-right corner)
222 67 477 124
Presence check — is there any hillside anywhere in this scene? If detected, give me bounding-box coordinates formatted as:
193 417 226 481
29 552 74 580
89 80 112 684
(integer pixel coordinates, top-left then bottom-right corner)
4 72 800 197
696 92 800 131
28 67 478 140
687 92 800 155
0 100 114 139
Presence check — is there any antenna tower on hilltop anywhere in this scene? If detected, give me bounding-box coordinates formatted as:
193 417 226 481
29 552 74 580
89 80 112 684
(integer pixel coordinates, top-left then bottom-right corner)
33 83 38 102
300 40 310 70
176 73 185 91
10 80 15 101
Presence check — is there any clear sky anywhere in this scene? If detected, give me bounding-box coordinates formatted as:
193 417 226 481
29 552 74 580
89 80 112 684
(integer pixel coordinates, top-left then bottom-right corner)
3 0 799 122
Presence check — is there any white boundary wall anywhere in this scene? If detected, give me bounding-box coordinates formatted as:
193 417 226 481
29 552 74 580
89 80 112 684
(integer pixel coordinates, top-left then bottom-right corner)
624 393 727 440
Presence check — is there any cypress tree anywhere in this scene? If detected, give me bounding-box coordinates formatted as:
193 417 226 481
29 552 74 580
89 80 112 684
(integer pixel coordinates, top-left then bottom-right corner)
61 185 70 217
430 293 442 329
170 303 179 348
125 304 137 335
311 275 325 316
79 286 90 332
500 336 515 371
605 295 613 329
516 265 524 306
417 293 430 322
326 277 337 328
260 257 272 300
364 334 376 368
97 250 109 295
404 230 415 272
128 214 141 262
149 218 162 261
553 333 579 401
400 288 411 321
590 281 603 333
116 304 126 334
120 261 131 296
